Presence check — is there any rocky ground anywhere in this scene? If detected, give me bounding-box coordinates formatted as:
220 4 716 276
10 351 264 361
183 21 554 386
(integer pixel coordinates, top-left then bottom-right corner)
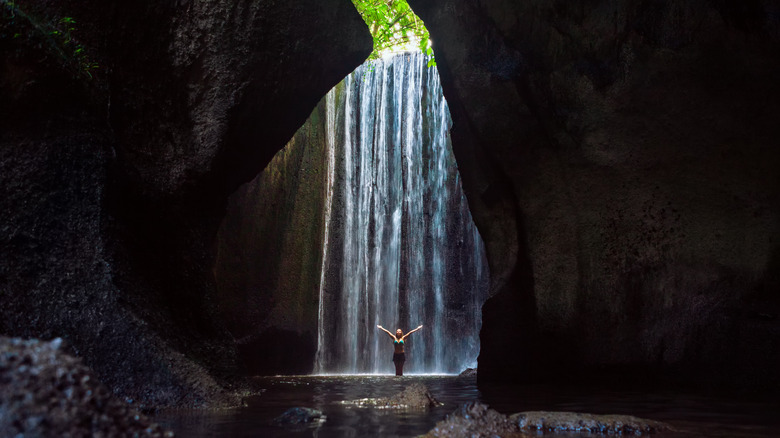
0 336 173 437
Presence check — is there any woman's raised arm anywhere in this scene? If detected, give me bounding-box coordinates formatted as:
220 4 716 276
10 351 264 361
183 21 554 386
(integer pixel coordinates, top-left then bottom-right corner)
376 325 396 340
401 325 423 340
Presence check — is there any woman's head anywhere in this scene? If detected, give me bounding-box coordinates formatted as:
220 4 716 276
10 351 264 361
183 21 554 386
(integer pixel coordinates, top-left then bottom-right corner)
396 329 403 337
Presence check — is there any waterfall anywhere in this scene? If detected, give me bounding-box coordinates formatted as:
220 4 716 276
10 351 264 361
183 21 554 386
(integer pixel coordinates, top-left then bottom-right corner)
315 53 489 375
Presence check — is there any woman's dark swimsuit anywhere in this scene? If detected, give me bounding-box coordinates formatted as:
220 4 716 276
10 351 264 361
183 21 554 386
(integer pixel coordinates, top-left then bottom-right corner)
393 339 405 363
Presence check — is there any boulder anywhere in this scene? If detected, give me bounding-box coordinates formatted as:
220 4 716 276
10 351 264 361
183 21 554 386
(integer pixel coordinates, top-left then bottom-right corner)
273 407 326 425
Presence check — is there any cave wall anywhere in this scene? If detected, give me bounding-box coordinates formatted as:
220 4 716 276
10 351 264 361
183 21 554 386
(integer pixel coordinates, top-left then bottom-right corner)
409 0 780 391
214 101 332 375
1 0 370 407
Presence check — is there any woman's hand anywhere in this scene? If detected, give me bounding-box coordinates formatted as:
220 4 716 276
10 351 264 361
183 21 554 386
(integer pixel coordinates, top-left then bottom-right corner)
417 325 423 329
377 325 383 329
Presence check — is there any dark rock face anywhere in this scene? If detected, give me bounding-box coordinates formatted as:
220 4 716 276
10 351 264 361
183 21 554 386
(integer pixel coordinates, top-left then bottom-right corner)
236 328 318 376
0 337 172 437
409 0 780 391
1 0 371 408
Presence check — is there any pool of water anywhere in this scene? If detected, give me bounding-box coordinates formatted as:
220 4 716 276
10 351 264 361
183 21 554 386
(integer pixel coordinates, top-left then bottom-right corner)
155 375 780 437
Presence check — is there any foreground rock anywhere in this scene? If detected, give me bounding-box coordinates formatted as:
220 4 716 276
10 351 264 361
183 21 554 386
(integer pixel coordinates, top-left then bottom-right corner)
0 337 173 437
423 402 521 437
512 411 672 435
424 402 671 437
342 383 442 409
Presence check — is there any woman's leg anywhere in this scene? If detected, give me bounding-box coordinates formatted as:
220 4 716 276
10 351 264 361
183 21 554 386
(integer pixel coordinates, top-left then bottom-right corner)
395 359 404 376
392 353 405 376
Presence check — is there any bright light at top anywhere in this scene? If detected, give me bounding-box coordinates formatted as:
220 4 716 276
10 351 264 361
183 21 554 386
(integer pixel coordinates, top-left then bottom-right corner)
378 35 433 59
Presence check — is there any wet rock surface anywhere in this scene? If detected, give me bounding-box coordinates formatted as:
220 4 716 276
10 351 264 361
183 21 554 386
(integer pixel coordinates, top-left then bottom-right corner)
0 337 173 437
511 411 672 435
272 407 325 425
342 383 442 409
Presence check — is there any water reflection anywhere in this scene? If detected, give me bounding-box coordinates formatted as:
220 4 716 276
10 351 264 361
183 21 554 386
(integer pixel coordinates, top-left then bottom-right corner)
156 375 780 438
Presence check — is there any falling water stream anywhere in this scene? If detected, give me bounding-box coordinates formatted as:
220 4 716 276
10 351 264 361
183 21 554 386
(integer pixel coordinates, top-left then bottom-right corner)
314 53 489 375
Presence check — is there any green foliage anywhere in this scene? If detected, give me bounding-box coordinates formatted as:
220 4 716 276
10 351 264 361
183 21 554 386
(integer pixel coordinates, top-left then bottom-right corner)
351 0 435 66
1 1 99 80
54 16 99 78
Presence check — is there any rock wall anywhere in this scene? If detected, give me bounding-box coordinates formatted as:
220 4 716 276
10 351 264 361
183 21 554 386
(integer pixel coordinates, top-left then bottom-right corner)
215 101 332 375
1 0 371 407
409 0 780 391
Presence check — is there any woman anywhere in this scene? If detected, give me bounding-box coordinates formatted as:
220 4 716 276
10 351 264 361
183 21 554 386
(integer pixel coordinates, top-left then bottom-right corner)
376 324 423 376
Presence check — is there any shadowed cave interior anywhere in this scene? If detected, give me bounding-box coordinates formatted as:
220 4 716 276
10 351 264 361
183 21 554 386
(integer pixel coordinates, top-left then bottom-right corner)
1 0 780 436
